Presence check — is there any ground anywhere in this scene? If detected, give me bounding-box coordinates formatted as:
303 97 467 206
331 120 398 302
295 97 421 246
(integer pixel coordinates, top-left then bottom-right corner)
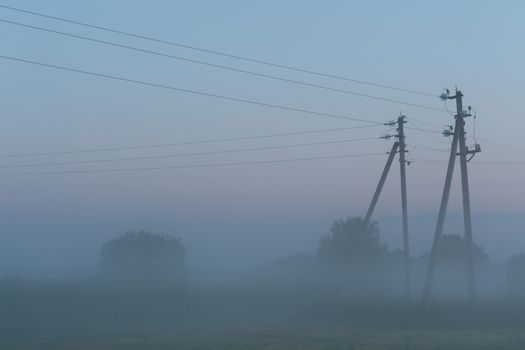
2 329 525 350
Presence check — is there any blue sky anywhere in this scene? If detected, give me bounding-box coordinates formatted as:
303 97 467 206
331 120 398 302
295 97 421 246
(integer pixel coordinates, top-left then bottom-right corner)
0 1 524 278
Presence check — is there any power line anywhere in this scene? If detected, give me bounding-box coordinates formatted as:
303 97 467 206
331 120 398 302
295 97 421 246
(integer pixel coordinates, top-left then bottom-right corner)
405 126 443 135
0 18 445 112
0 3 437 98
0 152 386 176
472 161 525 165
413 159 525 166
406 139 449 153
409 133 525 156
0 124 381 159
406 120 451 145
478 138 525 154
407 117 445 130
0 55 382 124
411 159 446 164
0 136 381 169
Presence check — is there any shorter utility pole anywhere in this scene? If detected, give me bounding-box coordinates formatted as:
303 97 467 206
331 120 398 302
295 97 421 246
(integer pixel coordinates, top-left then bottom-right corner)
362 115 412 302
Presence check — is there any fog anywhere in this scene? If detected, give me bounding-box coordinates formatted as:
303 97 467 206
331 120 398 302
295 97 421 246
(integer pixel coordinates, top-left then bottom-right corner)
2 0 525 348
1 209 522 280
2 189 525 349
2 212 525 343
2 173 525 347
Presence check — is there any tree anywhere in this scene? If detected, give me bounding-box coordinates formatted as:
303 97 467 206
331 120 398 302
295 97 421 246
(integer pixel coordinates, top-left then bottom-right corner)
99 230 186 286
507 253 525 297
317 216 386 263
418 234 489 266
417 234 489 299
317 216 388 297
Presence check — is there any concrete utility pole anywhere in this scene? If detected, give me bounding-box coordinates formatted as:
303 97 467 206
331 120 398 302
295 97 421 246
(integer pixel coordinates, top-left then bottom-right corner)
363 116 412 302
456 91 477 303
397 115 411 303
421 89 479 308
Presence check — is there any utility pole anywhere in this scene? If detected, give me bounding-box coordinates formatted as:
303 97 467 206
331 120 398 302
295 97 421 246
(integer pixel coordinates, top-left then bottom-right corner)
397 115 411 302
456 91 477 304
421 89 480 308
362 116 412 302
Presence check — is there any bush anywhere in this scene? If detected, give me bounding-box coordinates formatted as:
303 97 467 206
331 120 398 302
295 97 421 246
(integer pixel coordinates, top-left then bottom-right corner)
99 230 186 287
507 253 525 297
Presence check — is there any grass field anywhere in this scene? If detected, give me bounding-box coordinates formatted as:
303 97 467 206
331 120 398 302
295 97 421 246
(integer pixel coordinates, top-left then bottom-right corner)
2 329 525 350
2 279 525 349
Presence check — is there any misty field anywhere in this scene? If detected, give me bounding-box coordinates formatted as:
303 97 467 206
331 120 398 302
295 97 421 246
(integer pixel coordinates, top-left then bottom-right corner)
2 229 525 349
2 329 525 350
1 279 525 350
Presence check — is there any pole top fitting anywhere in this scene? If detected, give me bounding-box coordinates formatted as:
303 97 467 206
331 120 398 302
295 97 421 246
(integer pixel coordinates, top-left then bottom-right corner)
440 88 462 101
442 126 454 137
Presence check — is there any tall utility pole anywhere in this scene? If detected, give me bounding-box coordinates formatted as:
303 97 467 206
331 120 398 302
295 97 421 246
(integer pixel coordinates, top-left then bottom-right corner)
363 115 412 302
421 89 480 308
397 115 411 303
456 91 476 303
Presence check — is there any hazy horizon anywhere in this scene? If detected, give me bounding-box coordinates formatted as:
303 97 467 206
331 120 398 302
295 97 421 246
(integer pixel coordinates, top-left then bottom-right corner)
1 0 525 282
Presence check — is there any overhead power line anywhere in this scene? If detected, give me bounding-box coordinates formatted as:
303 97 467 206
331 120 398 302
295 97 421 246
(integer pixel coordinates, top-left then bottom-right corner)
413 159 525 166
0 124 381 159
0 152 386 176
406 138 449 153
411 159 447 164
407 120 525 155
0 3 437 98
407 117 445 130
478 138 525 154
0 18 445 112
406 120 451 146
471 161 525 165
0 55 382 124
0 136 381 169
405 126 443 135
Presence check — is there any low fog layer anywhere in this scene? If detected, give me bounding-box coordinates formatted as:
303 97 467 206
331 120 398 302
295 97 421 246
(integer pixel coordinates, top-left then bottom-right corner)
2 216 525 341
1 210 522 281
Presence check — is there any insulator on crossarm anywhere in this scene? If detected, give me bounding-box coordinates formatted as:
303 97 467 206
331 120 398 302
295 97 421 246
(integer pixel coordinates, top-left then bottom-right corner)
442 126 454 137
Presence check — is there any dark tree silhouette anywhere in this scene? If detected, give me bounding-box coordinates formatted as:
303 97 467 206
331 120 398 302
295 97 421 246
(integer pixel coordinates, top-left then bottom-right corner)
416 234 489 299
317 217 388 297
99 230 186 286
507 253 525 297
418 234 489 266
317 216 386 263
